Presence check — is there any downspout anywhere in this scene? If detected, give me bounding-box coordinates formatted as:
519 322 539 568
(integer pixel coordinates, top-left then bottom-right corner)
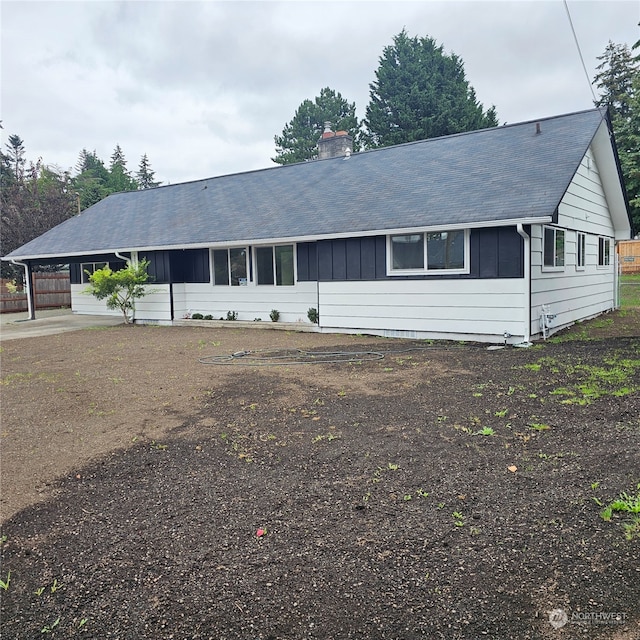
115 251 131 264
114 251 134 323
10 259 35 320
516 224 531 344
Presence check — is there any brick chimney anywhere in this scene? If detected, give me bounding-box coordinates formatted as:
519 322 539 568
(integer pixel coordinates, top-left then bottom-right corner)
317 121 353 159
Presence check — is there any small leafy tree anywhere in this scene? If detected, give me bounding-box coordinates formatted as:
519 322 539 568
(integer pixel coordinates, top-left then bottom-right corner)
84 259 151 324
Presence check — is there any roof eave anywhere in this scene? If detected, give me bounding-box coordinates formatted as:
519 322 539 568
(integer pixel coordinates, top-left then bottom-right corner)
1 215 553 262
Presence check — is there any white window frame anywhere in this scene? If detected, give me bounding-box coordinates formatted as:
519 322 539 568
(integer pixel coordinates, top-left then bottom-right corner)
576 232 586 270
81 261 108 284
386 229 470 276
542 226 566 271
254 244 296 286
597 236 611 268
211 247 249 286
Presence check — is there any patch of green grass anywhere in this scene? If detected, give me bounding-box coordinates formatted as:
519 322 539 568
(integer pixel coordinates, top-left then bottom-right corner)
621 274 640 308
599 483 640 540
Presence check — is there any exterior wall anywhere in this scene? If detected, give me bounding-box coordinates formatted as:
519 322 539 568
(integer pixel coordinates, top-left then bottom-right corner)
134 285 172 322
71 284 120 316
530 147 616 338
317 279 525 343
172 281 318 323
71 283 172 320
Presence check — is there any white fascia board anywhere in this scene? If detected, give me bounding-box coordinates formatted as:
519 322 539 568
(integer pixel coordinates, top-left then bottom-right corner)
3 216 552 261
591 120 632 240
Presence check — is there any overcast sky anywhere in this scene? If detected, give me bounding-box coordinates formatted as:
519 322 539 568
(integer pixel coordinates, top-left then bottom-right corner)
1 1 638 185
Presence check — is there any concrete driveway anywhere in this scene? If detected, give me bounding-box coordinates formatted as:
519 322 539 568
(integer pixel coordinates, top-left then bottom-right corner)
0 309 123 341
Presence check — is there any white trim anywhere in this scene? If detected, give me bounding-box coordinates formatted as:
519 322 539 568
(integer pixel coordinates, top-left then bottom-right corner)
575 231 586 271
541 226 566 272
4 216 553 262
385 229 470 276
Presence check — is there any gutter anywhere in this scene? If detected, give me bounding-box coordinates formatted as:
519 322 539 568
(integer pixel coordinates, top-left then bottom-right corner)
10 259 35 320
516 224 531 345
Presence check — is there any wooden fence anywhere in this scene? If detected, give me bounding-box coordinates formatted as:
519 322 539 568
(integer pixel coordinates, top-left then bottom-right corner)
618 240 640 274
0 272 71 313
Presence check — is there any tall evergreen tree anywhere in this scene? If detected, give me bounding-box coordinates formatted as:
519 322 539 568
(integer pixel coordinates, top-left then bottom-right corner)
73 149 110 210
107 144 138 193
363 30 498 148
594 40 640 232
5 134 26 180
594 41 637 119
273 87 360 165
136 154 161 189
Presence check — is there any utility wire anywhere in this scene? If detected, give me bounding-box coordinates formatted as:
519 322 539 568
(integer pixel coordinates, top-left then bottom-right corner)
563 0 598 103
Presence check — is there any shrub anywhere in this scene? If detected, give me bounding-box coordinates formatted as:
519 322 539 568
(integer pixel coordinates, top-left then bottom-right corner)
84 259 151 324
226 311 238 321
204 314 213 320
270 309 280 322
191 312 204 320
307 307 319 324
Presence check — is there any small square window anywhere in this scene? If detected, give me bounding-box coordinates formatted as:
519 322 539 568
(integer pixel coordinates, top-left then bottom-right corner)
391 234 424 270
81 262 107 284
212 248 248 285
256 245 295 286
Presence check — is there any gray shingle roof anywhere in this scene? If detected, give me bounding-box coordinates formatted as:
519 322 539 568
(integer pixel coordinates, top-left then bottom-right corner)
5 109 608 260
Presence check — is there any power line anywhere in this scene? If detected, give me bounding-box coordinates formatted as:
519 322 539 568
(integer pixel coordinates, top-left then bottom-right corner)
563 0 598 103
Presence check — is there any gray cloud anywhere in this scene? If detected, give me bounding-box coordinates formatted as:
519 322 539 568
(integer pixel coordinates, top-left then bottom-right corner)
2 1 637 185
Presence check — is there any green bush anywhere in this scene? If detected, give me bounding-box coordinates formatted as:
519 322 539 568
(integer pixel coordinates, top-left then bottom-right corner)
307 307 319 324
191 312 204 320
270 309 280 322
84 259 151 324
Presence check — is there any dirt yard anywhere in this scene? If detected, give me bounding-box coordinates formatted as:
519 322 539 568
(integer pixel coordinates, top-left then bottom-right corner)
1 311 639 639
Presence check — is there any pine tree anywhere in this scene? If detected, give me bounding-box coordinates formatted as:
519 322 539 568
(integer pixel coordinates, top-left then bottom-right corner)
107 144 138 193
363 30 498 148
273 87 360 165
594 40 640 232
136 154 161 189
5 134 26 180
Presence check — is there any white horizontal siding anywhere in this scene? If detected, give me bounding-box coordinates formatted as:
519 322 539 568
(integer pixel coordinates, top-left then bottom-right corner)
134 285 172 322
173 281 318 323
557 148 615 236
530 151 616 340
72 283 172 321
318 279 525 343
71 284 120 316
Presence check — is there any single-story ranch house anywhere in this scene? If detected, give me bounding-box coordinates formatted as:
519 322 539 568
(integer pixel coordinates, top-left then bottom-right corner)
3 108 632 344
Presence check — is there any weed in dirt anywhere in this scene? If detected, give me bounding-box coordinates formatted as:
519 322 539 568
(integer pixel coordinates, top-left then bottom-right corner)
529 423 551 432
40 616 61 634
599 484 640 540
0 572 10 591
473 427 495 436
452 511 465 527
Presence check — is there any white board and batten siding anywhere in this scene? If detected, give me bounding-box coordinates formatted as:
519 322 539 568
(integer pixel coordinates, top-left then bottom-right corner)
173 281 318 323
530 146 616 338
318 279 525 343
